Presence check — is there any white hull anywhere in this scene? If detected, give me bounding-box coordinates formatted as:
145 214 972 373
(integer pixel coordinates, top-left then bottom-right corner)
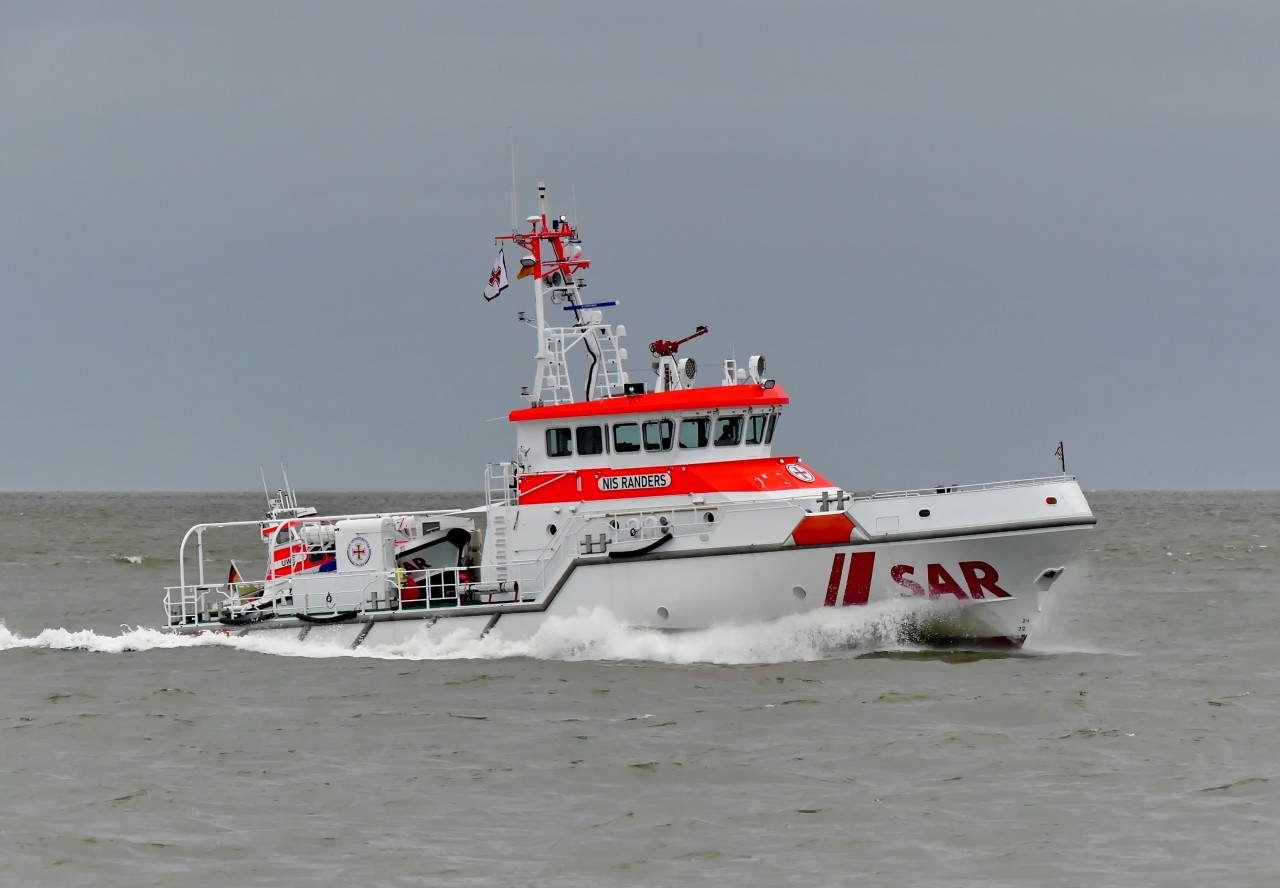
170 489 1090 650
550 524 1087 644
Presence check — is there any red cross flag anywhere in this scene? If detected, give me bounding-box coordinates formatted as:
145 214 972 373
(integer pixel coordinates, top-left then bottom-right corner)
483 249 509 301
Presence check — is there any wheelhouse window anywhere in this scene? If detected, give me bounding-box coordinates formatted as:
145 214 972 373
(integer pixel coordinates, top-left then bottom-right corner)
714 415 743 447
679 417 710 449
765 413 778 444
643 419 673 451
613 422 642 453
746 414 768 445
546 427 573 458
576 425 605 456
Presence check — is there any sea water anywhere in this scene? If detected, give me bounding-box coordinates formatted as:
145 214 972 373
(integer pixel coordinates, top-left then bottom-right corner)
1 491 1277 887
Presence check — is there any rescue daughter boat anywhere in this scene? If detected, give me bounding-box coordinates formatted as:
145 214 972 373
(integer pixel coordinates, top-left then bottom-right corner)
163 183 1095 649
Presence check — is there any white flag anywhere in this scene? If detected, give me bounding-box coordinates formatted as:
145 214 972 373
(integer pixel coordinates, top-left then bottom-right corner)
483 249 509 301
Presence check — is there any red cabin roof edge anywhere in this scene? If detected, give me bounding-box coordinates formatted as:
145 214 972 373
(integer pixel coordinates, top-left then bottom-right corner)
508 383 789 422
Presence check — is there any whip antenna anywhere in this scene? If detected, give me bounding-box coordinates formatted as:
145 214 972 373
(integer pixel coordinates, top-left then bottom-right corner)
509 129 518 231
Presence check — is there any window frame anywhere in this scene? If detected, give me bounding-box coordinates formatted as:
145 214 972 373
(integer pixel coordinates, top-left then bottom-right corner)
612 422 642 454
678 416 711 449
642 419 674 452
546 427 574 458
713 415 744 447
575 424 606 456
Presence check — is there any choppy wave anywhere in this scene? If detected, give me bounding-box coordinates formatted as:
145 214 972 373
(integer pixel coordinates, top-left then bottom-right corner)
0 603 935 665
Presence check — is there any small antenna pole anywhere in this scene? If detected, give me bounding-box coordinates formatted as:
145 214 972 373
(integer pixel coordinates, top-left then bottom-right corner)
260 466 270 505
509 129 518 231
280 463 294 509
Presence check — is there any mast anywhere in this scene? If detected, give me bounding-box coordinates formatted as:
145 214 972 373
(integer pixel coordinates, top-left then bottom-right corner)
496 182 624 407
531 182 549 399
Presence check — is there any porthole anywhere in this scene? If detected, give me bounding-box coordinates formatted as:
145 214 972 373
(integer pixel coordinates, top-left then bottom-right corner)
919 509 931 518
704 512 715 524
656 606 669 620
547 524 557 536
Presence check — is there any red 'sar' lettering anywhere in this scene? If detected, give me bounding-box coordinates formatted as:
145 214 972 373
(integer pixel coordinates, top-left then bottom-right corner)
891 564 926 596
831 554 1007 606
959 561 1010 598
927 563 968 599
892 560 1011 599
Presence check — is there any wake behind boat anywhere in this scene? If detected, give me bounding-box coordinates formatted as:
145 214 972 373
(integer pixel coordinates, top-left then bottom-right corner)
163 183 1095 649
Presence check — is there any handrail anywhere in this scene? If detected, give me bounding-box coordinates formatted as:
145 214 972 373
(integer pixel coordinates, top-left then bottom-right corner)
175 507 471 589
485 462 516 508
515 470 572 500
862 475 1077 501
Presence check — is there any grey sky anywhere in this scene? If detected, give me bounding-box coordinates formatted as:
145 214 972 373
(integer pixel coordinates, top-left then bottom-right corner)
3 1 1277 492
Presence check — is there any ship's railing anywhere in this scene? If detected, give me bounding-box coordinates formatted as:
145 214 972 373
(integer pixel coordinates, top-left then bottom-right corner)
489 509 587 601
512 501 736 602
861 475 1077 501
173 508 468 590
486 463 580 509
164 583 238 626
163 562 523 627
582 504 716 549
485 462 517 508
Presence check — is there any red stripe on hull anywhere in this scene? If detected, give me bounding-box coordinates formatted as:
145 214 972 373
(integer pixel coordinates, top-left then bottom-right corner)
824 553 846 607
842 552 875 606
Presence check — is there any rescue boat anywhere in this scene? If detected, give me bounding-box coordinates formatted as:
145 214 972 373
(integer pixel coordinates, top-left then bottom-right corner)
163 183 1095 649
